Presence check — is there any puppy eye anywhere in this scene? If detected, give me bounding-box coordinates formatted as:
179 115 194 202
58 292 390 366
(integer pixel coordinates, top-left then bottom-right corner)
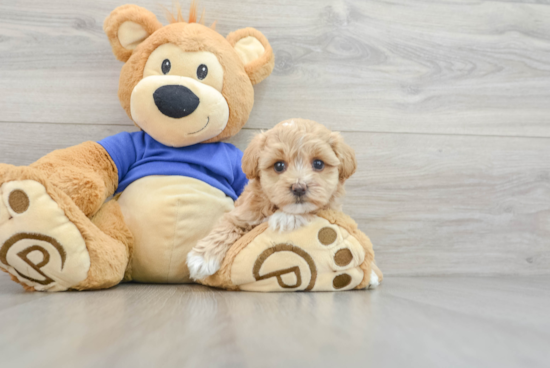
274 161 287 173
197 64 208 80
161 59 171 74
312 159 325 171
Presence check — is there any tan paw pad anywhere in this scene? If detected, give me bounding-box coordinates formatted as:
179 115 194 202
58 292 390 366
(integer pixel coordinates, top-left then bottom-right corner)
0 181 90 291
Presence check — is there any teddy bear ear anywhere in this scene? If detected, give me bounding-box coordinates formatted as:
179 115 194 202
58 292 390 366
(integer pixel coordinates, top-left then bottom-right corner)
227 28 275 85
103 5 163 62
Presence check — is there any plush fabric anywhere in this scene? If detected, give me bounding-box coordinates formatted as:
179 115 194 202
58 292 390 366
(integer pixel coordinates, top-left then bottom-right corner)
118 21 150 50
130 73 229 147
0 164 131 291
200 210 383 292
123 22 254 143
98 131 248 199
29 142 118 217
117 176 234 283
0 180 90 291
104 4 274 144
233 37 265 67
226 28 275 86
89 199 134 284
103 4 163 62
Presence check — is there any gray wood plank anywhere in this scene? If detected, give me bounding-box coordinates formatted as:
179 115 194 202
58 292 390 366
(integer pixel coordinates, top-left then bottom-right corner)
346 131 550 276
0 275 549 368
1 0 550 137
1 122 549 276
0 122 137 165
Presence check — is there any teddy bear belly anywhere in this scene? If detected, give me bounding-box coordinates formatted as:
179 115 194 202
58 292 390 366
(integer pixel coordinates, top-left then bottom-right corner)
117 175 235 283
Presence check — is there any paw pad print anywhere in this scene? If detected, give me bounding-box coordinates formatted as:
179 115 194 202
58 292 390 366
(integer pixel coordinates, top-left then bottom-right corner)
229 217 367 292
0 180 90 291
8 190 30 214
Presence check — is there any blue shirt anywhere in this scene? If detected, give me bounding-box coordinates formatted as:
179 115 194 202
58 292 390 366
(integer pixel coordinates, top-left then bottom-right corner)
98 132 248 200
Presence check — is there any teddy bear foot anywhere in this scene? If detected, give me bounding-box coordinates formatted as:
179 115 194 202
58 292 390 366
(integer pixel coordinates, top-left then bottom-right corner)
0 180 90 291
201 213 382 292
234 220 365 292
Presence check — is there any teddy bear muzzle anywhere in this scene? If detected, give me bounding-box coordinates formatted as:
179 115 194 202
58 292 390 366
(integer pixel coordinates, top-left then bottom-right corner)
153 84 200 119
129 75 230 147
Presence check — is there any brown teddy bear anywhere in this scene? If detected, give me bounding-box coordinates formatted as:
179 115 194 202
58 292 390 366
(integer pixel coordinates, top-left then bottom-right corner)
0 3 275 291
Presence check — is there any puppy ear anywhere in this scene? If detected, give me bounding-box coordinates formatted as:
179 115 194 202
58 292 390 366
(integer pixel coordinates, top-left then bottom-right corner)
242 132 267 179
104 5 163 62
227 28 275 85
330 132 357 181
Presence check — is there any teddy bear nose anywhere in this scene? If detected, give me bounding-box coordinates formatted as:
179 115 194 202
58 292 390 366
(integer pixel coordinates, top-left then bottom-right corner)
153 85 200 119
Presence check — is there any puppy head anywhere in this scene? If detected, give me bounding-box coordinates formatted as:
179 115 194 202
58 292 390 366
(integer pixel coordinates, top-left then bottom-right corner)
242 119 357 214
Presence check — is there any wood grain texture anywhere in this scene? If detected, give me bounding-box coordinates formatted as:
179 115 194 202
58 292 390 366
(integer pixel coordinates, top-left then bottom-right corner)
0 275 549 368
1 0 550 136
1 122 549 276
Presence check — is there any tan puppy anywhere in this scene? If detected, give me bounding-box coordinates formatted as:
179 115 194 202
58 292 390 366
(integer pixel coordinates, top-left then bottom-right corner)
187 119 357 279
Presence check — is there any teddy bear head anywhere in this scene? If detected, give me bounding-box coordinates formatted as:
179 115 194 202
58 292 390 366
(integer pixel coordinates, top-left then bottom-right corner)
103 3 274 147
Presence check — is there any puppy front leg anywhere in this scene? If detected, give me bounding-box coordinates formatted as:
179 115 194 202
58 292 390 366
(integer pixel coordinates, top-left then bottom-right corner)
187 215 245 280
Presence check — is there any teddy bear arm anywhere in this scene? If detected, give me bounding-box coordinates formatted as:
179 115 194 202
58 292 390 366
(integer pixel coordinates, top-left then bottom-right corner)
29 142 118 217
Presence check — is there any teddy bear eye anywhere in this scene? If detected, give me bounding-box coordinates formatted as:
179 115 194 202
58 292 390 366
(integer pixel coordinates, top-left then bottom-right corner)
274 161 287 173
312 159 325 171
197 64 208 80
161 59 171 74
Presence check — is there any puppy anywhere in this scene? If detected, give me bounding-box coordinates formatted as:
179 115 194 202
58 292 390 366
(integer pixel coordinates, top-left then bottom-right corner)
187 119 357 280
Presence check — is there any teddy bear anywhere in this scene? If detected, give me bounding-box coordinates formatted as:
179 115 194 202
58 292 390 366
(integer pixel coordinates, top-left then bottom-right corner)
0 3 275 291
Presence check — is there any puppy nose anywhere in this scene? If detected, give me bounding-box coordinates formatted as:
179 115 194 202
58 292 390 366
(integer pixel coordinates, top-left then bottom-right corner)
153 85 200 119
291 184 307 197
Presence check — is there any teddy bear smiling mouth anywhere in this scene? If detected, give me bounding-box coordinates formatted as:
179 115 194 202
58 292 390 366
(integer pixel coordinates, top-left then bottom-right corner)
188 116 210 135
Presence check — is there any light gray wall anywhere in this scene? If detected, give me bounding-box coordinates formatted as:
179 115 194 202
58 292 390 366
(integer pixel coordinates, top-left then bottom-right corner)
1 0 549 276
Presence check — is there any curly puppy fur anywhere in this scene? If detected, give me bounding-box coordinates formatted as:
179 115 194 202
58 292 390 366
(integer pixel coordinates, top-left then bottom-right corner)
187 119 357 279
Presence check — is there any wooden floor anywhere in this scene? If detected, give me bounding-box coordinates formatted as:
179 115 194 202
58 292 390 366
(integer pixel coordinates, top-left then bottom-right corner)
0 276 549 368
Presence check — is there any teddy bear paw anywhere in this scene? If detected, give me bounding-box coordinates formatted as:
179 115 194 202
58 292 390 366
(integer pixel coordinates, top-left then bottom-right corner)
229 217 374 292
0 180 90 291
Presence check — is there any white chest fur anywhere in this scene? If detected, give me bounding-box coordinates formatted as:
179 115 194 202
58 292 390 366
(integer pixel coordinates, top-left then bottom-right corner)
117 176 234 283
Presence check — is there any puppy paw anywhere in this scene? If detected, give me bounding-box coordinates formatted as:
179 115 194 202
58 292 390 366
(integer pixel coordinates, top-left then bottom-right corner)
187 250 221 280
368 269 380 289
268 212 311 232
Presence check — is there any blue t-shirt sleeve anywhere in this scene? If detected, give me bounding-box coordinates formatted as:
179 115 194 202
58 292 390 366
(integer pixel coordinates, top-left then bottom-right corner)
232 147 248 197
97 132 140 184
